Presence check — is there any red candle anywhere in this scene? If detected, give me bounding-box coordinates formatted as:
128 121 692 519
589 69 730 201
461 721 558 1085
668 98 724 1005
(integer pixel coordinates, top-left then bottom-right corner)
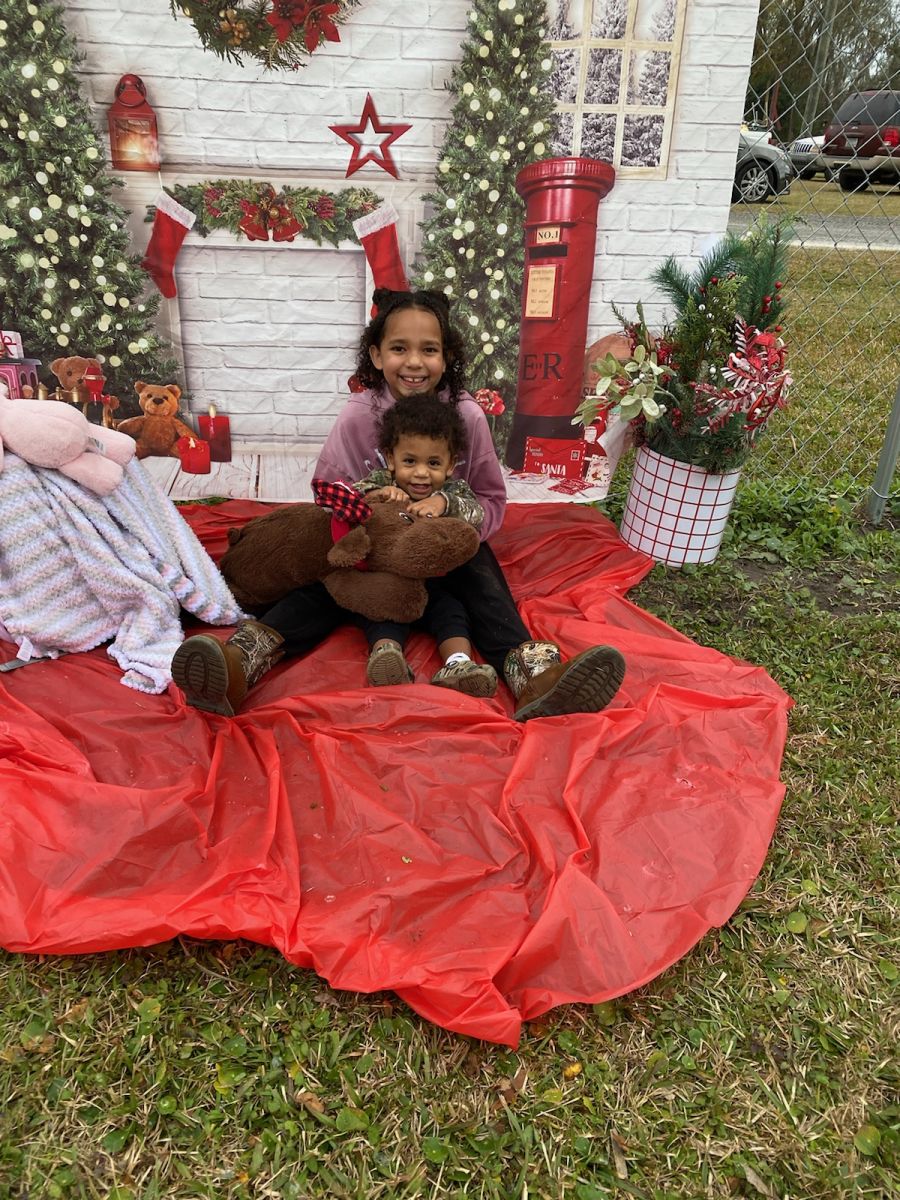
197 403 232 462
177 435 210 474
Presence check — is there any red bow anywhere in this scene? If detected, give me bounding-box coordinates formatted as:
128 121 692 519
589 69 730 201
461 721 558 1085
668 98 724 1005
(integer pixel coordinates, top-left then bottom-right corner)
312 478 373 526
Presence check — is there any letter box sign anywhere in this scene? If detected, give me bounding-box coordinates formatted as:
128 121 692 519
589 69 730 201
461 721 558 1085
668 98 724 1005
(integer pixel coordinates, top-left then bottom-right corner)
506 158 615 470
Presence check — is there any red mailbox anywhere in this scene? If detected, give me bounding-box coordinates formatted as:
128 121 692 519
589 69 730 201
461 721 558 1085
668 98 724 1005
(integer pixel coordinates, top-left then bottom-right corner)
506 157 615 470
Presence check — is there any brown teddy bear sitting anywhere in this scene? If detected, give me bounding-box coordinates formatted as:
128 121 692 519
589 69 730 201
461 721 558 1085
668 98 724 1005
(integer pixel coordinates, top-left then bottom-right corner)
221 495 479 624
116 381 195 459
49 355 121 426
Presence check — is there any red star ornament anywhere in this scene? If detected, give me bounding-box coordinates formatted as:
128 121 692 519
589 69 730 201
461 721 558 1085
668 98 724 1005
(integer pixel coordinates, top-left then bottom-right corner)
330 94 411 179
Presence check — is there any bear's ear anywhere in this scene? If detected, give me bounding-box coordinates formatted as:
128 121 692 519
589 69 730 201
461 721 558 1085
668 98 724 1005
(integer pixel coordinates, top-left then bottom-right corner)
134 380 147 395
50 357 64 375
327 525 371 568
166 384 182 402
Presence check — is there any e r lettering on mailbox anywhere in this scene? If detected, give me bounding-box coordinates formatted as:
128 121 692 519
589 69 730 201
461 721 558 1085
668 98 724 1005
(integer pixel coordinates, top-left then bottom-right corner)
522 352 563 382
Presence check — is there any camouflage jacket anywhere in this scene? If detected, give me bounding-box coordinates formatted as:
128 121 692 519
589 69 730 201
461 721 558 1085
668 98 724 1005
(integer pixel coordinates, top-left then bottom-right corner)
354 469 484 531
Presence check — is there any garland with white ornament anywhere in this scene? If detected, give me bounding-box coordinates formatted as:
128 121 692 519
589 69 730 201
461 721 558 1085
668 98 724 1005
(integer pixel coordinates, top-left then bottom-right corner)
0 2 178 404
413 0 558 454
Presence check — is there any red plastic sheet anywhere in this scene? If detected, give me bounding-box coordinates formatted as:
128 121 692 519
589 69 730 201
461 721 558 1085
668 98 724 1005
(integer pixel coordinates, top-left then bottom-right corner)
0 502 790 1046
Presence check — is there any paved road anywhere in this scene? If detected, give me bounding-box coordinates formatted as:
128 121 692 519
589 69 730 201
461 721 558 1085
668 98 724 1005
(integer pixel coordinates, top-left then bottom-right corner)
728 206 899 251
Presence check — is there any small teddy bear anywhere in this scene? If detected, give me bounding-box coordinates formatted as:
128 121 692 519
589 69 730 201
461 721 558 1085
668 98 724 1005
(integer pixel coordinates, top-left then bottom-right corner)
48 355 121 425
115 381 195 459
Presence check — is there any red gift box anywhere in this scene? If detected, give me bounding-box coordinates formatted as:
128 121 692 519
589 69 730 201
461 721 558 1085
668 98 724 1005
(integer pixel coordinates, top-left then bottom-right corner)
522 436 586 480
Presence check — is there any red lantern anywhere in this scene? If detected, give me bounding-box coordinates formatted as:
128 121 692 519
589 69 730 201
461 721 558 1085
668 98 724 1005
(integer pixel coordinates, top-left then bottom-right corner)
107 74 160 171
80 362 105 402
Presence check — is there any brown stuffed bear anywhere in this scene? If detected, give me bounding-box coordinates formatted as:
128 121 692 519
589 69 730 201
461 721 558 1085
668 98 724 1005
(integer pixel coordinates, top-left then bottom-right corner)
49 355 121 425
220 498 480 624
116 381 195 459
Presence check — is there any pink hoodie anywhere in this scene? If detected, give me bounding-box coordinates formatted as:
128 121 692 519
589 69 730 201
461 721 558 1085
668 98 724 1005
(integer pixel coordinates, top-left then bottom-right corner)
313 387 508 541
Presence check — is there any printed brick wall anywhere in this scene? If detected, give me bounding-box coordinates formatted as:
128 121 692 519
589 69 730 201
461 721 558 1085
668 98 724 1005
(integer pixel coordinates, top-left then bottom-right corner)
63 0 759 441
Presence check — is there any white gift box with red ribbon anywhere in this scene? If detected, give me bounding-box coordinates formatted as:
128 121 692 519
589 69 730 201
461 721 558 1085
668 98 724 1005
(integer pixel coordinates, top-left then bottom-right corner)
1 331 25 359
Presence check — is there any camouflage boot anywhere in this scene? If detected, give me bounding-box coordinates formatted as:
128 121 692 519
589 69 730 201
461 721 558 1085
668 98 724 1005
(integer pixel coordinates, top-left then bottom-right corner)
171 619 285 716
504 640 625 722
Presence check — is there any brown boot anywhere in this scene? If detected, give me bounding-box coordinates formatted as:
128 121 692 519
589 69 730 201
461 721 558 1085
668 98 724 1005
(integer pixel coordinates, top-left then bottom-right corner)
171 620 285 716
505 640 625 722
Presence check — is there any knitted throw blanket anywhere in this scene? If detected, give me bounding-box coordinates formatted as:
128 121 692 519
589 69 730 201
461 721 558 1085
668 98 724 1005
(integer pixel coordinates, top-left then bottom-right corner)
0 453 244 693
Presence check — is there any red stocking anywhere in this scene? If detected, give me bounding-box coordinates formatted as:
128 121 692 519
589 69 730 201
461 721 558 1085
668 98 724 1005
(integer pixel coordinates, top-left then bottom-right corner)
142 191 196 298
352 203 409 314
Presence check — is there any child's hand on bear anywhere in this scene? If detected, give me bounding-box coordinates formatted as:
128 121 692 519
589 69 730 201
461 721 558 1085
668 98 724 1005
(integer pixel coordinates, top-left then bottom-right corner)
408 494 448 520
369 485 410 506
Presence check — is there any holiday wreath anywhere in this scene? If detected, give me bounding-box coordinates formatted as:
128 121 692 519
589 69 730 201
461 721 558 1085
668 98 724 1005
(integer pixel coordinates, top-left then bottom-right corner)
171 1 360 70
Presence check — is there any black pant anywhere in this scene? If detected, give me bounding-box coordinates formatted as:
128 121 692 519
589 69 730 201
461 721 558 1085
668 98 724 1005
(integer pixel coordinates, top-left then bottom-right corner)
362 578 471 650
438 542 530 673
260 543 530 673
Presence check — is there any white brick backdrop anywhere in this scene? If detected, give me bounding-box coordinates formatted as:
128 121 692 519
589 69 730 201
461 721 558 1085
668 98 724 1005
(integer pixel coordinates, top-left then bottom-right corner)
62 0 760 441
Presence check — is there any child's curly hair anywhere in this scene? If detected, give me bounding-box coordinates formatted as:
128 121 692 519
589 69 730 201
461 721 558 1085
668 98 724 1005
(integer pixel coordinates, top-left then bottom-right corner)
376 393 469 464
354 289 467 402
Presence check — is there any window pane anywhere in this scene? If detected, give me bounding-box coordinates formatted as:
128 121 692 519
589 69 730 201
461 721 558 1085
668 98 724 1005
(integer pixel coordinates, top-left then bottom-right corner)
581 113 617 161
548 0 579 40
627 49 671 106
634 0 676 41
551 47 581 105
591 0 627 38
552 112 575 157
621 114 664 166
585 48 622 105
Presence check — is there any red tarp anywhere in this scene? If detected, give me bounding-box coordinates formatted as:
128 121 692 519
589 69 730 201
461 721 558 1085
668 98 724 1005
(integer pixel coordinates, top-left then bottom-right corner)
0 502 790 1046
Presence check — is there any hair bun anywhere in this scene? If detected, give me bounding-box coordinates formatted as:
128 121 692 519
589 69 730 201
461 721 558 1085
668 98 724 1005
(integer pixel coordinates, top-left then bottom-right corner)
371 287 409 312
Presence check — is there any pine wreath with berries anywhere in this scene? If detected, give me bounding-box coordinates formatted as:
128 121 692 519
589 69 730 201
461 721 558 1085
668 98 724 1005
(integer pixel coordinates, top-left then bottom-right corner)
171 1 359 71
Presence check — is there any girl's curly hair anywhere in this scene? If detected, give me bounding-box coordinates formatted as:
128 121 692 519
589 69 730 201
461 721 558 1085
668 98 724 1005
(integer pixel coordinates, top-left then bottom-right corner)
353 289 467 402
376 393 469 463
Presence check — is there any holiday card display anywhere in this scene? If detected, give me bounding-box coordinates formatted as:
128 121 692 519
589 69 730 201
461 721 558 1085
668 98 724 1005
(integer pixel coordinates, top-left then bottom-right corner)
171 1 360 70
522 435 585 479
330 94 412 179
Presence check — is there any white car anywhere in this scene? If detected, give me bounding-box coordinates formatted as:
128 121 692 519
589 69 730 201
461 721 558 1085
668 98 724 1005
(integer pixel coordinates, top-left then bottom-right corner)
788 134 834 181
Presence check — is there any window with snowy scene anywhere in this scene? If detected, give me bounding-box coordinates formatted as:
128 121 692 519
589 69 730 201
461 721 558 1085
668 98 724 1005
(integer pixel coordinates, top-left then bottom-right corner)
548 0 685 174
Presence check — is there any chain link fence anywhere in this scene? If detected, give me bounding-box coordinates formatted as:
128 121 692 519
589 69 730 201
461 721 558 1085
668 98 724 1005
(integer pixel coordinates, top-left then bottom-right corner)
735 0 900 513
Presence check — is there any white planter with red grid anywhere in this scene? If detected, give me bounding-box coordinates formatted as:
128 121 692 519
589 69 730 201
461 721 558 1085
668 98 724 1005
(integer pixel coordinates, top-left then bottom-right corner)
620 446 741 566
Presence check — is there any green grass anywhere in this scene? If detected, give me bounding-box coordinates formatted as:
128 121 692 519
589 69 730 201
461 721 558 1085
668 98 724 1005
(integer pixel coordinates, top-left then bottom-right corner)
744 247 900 496
767 178 900 219
2 494 898 1200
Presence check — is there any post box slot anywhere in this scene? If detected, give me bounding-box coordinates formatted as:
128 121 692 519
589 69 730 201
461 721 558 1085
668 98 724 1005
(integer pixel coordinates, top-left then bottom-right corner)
528 244 570 260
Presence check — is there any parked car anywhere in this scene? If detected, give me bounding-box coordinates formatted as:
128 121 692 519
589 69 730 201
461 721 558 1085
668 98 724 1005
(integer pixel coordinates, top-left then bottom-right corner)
822 89 900 190
732 132 793 203
788 134 835 180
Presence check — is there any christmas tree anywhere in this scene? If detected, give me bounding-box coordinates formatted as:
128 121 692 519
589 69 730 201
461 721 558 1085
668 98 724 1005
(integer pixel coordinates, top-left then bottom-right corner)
413 0 557 454
0 2 177 411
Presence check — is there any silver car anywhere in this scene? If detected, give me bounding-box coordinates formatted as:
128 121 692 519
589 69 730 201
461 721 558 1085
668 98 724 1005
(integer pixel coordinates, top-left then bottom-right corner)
732 132 793 203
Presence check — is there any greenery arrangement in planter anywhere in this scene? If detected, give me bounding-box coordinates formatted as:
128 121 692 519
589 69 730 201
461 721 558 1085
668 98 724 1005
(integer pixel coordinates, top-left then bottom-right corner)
576 219 793 475
576 220 793 564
